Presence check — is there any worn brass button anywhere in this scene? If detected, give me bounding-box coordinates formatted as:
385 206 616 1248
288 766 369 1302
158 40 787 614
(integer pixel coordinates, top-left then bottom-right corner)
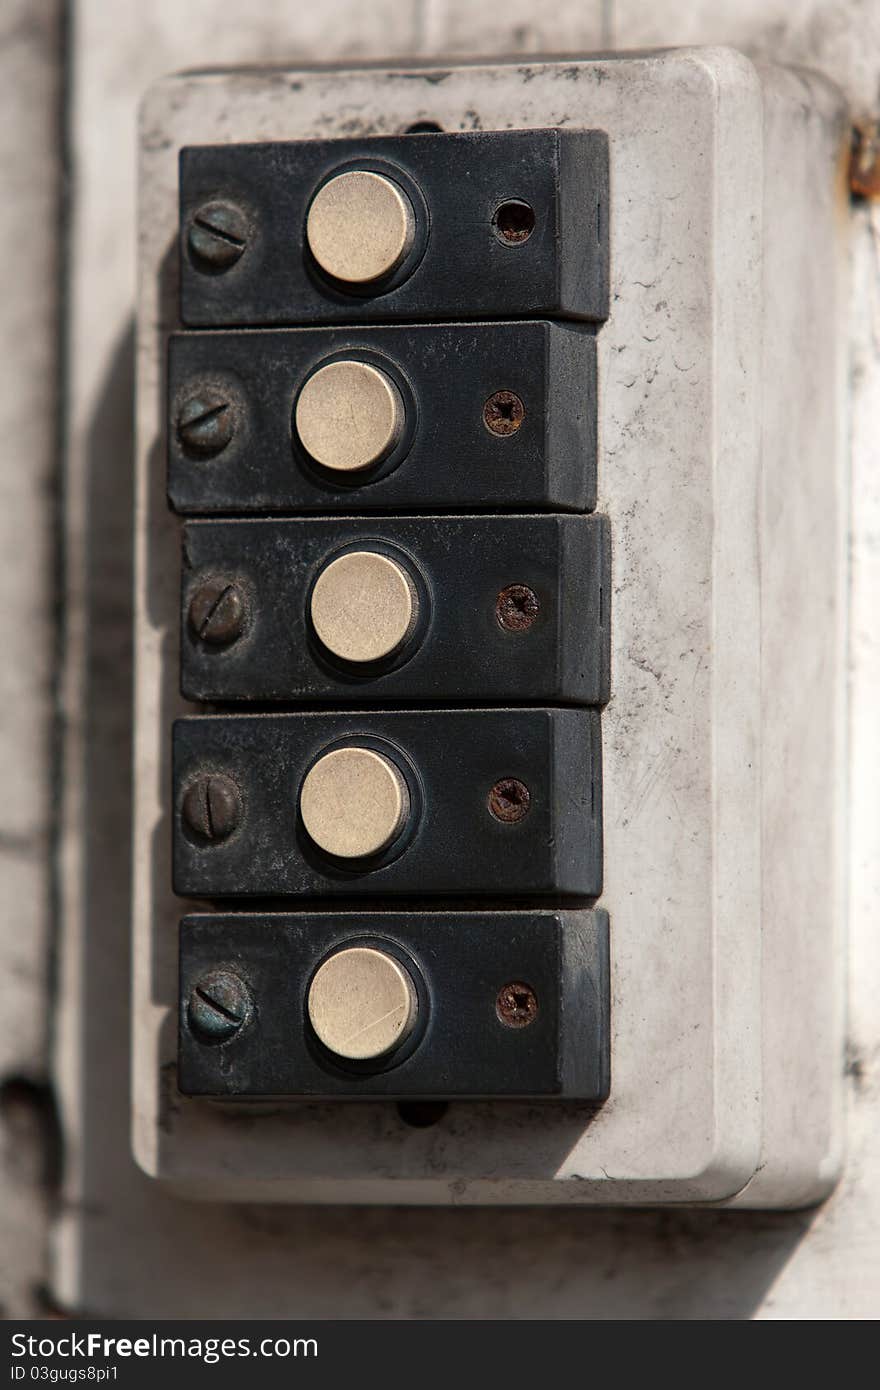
307 946 417 1061
295 360 403 474
310 550 417 665
306 170 415 284
300 746 409 859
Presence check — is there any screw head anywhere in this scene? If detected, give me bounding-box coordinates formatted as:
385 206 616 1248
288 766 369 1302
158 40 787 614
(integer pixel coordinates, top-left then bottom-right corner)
483 390 525 437
187 200 249 271
488 777 531 824
187 969 252 1044
496 584 539 633
188 578 246 646
177 387 237 458
496 981 538 1029
181 773 242 843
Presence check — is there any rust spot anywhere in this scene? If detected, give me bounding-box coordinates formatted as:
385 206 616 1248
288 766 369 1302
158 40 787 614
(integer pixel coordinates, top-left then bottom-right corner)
487 777 531 823
483 390 525 436
850 121 880 199
492 200 535 244
496 981 538 1029
496 583 539 632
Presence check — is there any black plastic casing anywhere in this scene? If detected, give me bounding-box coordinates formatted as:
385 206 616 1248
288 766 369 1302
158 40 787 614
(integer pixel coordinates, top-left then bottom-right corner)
178 909 611 1100
178 130 610 327
180 514 610 706
172 708 603 899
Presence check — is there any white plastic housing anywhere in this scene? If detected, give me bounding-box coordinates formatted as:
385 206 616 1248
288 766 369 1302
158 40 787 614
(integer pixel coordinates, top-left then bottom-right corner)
133 50 848 1207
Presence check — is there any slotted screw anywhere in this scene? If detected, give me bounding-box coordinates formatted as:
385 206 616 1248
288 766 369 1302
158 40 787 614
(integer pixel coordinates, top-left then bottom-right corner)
187 969 252 1044
181 772 242 844
188 577 246 646
177 387 237 457
187 200 249 271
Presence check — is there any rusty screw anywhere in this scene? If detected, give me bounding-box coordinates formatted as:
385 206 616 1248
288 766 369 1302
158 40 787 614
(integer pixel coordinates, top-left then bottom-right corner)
187 969 252 1044
187 200 249 271
188 577 246 646
483 390 525 437
181 772 242 844
177 387 237 457
496 981 538 1029
496 584 539 632
487 777 531 824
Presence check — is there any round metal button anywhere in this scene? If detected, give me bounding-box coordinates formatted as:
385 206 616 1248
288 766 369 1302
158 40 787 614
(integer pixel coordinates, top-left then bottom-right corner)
306 170 415 285
295 360 404 474
299 746 409 859
307 946 417 1061
310 550 417 665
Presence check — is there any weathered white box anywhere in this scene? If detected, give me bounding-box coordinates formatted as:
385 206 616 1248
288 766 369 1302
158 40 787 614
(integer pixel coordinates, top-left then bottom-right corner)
133 50 848 1207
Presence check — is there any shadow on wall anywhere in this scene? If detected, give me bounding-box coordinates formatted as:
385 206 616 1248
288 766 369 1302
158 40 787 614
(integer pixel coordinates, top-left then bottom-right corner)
69 322 816 1320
